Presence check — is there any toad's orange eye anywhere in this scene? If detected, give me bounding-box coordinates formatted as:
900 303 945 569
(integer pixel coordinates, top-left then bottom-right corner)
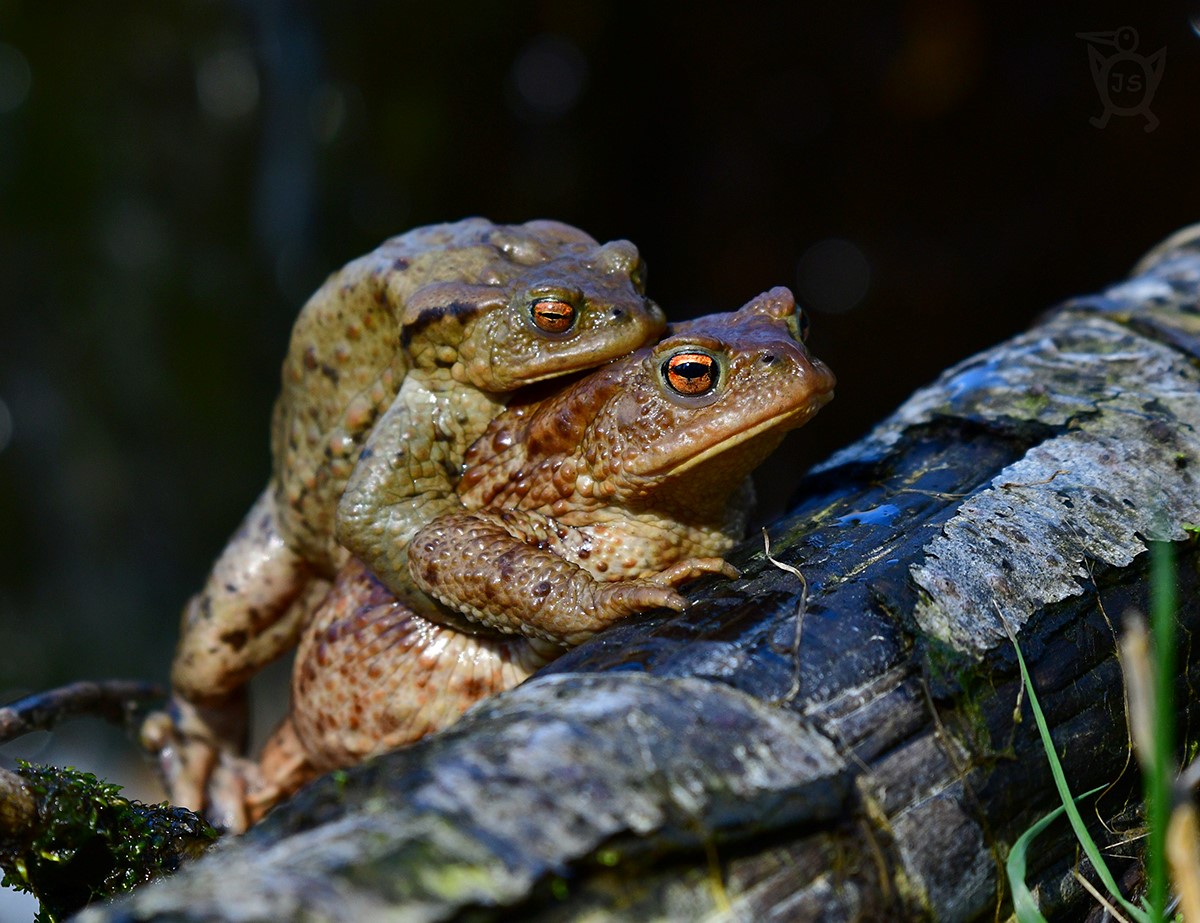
663 351 719 396
531 298 576 334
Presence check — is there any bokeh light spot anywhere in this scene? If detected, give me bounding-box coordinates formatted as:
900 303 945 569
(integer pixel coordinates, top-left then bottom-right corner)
796 239 871 314
0 43 32 114
310 83 349 144
103 200 169 272
0 397 12 455
509 35 587 120
195 46 260 120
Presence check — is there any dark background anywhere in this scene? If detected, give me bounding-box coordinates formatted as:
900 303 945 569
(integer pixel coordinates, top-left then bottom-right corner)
0 0 1196 854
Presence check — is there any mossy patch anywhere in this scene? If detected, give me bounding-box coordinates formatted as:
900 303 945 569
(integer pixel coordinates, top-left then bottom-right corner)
0 762 215 922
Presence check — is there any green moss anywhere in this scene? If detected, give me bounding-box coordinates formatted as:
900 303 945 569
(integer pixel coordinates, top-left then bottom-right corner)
0 762 216 922
953 673 1002 759
1010 390 1052 417
595 848 621 867
923 635 986 697
923 637 1010 764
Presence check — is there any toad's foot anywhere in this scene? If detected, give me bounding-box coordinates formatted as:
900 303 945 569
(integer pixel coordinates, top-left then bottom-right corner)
141 697 258 832
648 557 740 587
245 716 316 827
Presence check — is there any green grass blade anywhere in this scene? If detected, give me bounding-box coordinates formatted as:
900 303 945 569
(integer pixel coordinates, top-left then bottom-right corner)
1008 786 1106 923
1010 631 1150 923
1147 540 1177 922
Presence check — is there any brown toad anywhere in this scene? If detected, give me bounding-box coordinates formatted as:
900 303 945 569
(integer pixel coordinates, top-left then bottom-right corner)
146 218 665 827
246 286 834 820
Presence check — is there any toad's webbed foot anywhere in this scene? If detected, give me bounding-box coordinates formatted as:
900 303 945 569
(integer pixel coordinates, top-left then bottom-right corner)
141 696 257 833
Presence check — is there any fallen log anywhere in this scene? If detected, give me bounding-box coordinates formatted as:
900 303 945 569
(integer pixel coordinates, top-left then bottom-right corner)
76 227 1200 922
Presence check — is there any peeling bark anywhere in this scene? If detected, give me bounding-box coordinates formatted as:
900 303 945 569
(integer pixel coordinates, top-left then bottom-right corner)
76 227 1200 922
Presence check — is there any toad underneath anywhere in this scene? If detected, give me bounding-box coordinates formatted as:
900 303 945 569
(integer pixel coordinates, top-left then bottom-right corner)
244 286 835 822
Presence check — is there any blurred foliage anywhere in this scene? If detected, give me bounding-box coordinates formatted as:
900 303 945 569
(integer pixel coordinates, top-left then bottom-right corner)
0 0 1197 735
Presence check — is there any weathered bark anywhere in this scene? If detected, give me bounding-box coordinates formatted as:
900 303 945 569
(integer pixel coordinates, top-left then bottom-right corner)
76 228 1200 922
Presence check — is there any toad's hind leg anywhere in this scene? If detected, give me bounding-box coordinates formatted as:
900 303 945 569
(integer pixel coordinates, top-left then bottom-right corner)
143 485 321 824
245 715 316 826
283 559 551 778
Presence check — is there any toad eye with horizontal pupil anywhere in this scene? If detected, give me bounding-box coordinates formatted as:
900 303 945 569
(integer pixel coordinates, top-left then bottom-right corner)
531 298 576 333
663 352 719 395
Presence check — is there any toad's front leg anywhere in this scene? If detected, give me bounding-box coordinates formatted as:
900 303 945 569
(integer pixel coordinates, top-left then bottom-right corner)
408 510 736 647
335 379 506 608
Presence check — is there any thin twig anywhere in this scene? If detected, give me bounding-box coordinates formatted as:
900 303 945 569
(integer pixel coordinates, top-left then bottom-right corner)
998 469 1070 490
0 680 165 743
761 529 808 704
1071 867 1133 923
702 836 735 917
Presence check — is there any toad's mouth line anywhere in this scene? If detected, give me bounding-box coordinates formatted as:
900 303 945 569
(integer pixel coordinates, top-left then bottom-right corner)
638 390 834 479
